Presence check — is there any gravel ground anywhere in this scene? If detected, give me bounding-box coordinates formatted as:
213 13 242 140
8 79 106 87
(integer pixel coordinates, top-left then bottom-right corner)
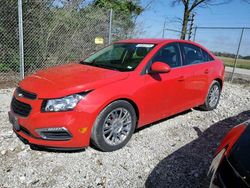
0 83 250 188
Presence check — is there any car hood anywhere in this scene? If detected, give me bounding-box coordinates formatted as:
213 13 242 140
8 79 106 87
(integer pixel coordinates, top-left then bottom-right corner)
19 63 129 98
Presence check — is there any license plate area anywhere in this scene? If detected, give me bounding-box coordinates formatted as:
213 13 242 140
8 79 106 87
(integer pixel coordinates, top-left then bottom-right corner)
8 112 21 131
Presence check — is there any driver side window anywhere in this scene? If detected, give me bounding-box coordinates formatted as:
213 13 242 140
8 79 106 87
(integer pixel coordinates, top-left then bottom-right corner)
95 46 125 62
152 43 181 68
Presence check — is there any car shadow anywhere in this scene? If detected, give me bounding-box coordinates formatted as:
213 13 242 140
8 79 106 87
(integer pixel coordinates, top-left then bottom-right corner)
145 110 250 188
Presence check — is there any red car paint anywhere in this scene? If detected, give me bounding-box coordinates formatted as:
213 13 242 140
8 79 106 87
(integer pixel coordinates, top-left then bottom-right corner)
10 39 224 149
215 123 247 157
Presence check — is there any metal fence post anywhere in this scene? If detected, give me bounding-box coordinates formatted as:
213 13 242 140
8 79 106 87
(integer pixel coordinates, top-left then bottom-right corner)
193 26 197 41
18 0 24 80
162 18 167 38
230 28 245 82
108 9 113 44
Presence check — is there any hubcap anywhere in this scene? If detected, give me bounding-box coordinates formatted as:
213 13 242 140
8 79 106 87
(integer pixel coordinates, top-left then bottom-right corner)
103 108 132 146
208 84 220 108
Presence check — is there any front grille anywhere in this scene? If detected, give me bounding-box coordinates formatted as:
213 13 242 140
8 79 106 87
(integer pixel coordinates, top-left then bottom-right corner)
11 97 32 117
42 131 72 140
16 87 37 100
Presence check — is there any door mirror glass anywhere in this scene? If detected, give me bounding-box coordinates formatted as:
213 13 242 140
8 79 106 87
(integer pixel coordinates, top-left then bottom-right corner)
150 62 171 73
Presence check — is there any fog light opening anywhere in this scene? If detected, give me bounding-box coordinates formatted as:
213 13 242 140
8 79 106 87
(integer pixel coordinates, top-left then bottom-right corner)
36 127 72 141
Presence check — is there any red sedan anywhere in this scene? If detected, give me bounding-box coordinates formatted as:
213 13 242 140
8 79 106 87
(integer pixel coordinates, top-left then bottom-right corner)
8 39 224 151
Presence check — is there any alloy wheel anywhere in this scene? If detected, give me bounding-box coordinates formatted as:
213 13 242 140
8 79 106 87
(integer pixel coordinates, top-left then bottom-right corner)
102 108 132 146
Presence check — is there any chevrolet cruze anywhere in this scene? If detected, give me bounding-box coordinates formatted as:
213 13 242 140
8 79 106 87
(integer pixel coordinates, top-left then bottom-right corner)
8 39 224 151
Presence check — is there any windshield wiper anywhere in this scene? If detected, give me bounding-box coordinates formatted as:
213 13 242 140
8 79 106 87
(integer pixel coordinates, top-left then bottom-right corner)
79 60 91 65
93 64 119 71
79 61 119 71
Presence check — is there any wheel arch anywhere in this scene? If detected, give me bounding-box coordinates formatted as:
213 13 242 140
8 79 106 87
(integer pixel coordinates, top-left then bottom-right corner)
91 96 140 127
90 97 140 151
113 98 140 123
214 78 223 89
98 97 140 128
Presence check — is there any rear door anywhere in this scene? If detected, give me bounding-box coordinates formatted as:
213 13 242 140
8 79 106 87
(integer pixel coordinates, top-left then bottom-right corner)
179 42 213 106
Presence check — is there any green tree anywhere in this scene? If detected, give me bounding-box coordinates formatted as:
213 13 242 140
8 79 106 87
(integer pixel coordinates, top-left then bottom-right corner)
0 0 143 76
0 0 19 72
93 0 143 40
22 0 54 71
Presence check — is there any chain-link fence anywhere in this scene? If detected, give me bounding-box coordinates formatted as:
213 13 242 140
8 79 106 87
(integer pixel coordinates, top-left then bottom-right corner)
1 1 250 88
0 0 20 87
0 0 143 88
0 0 112 88
193 27 250 81
162 26 250 82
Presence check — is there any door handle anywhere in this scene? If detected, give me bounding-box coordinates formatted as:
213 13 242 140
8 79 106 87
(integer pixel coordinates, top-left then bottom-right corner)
178 76 185 81
204 69 209 74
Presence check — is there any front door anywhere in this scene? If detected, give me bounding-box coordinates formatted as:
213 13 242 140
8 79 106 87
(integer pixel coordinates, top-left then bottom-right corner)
140 43 188 124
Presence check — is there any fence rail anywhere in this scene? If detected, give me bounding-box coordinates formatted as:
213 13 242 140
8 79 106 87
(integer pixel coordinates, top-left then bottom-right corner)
1 1 249 88
0 1 113 88
162 26 250 82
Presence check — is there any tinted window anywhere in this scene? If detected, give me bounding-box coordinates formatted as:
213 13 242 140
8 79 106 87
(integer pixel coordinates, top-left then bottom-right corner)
201 48 214 62
181 43 203 65
83 43 155 71
152 43 181 68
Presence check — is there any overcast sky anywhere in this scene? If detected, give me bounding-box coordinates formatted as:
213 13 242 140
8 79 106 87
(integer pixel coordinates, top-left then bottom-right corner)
136 0 250 55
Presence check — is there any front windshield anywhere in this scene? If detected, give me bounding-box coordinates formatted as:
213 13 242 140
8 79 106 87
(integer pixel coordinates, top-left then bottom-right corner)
82 43 155 71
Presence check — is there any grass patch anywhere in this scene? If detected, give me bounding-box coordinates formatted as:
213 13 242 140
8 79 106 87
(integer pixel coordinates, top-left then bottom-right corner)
217 56 250 70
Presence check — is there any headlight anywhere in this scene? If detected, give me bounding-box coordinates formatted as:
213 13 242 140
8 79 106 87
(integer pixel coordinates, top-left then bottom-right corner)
43 94 84 112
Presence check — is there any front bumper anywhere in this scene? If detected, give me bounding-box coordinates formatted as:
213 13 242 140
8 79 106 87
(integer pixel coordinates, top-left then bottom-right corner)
15 133 85 152
9 94 96 149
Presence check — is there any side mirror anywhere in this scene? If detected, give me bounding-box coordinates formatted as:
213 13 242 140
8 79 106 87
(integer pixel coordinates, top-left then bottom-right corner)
150 61 171 74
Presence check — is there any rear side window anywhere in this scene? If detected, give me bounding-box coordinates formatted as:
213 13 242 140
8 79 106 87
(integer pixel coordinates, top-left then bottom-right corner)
152 43 181 68
201 48 214 62
181 43 203 65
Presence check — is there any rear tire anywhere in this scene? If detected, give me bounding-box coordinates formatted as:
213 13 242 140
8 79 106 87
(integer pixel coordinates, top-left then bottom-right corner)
91 100 137 152
199 80 221 111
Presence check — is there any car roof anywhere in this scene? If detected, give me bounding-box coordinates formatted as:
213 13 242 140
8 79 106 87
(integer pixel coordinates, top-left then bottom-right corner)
116 38 188 44
114 38 216 59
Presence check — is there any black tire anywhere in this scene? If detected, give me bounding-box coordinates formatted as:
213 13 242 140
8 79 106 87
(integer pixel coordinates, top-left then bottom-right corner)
91 100 137 152
199 80 221 111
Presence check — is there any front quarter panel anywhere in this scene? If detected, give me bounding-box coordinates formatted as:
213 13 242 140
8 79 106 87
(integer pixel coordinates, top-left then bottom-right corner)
74 73 145 137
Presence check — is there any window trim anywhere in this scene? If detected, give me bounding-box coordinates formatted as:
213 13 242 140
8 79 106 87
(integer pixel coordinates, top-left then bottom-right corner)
179 42 215 67
83 43 156 72
141 42 183 75
200 48 215 62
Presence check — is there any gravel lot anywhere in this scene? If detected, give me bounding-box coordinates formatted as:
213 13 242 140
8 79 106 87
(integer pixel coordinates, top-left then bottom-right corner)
0 83 250 188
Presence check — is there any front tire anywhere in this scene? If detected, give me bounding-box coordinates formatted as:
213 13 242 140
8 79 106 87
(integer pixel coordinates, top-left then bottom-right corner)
91 100 137 152
199 80 221 111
